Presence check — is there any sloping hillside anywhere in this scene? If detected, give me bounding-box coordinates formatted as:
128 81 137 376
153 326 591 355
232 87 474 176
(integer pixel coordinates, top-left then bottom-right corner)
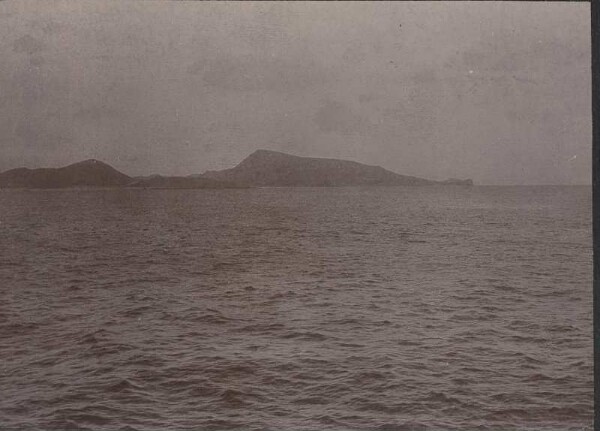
202 150 436 187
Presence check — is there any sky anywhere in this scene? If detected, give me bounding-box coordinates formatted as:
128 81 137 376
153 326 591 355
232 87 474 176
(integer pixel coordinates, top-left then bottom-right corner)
0 1 591 185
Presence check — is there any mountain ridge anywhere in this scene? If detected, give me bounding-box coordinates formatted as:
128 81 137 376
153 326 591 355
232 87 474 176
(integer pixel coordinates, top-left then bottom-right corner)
0 158 132 188
202 149 472 187
0 150 473 188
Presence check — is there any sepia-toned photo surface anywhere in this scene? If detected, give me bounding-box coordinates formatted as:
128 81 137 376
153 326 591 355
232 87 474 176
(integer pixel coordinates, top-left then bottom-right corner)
0 1 592 430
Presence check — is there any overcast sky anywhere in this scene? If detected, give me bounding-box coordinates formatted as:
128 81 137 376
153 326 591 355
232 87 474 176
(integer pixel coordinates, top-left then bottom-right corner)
0 1 591 184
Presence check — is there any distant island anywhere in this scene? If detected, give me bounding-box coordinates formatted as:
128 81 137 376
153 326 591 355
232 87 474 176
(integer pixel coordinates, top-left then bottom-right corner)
0 150 473 189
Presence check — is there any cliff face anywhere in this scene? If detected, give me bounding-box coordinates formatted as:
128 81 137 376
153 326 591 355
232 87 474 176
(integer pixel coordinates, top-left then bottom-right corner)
0 159 132 188
202 150 436 187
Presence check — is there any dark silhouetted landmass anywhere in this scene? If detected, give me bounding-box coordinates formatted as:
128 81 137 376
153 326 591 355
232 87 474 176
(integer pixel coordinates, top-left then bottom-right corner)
440 178 474 186
441 178 473 186
127 175 242 189
0 151 472 189
0 159 131 188
202 149 472 187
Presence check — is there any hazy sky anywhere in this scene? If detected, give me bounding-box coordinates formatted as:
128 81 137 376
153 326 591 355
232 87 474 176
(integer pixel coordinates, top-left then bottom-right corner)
0 1 591 184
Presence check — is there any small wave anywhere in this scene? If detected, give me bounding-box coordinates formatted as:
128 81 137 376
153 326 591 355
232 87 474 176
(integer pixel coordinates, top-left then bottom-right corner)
191 309 234 324
217 389 251 408
293 396 328 405
49 408 115 427
1 321 39 334
375 422 428 431
121 305 154 318
237 323 286 333
44 419 94 431
525 372 570 383
107 378 145 393
78 328 115 344
352 401 412 415
483 408 535 421
421 391 464 405
337 342 365 348
280 331 329 341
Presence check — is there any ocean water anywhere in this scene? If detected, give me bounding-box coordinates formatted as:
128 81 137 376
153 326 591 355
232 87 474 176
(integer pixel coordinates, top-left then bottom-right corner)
0 186 592 431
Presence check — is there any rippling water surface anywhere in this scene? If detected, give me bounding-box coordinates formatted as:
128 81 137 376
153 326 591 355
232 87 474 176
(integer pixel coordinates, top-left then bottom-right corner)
0 186 592 430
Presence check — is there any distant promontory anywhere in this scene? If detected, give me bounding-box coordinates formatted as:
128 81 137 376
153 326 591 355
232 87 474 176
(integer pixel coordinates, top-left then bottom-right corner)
0 150 473 189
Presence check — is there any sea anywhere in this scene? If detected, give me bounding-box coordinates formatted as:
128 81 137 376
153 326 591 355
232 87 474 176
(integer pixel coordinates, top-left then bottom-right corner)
0 186 592 431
